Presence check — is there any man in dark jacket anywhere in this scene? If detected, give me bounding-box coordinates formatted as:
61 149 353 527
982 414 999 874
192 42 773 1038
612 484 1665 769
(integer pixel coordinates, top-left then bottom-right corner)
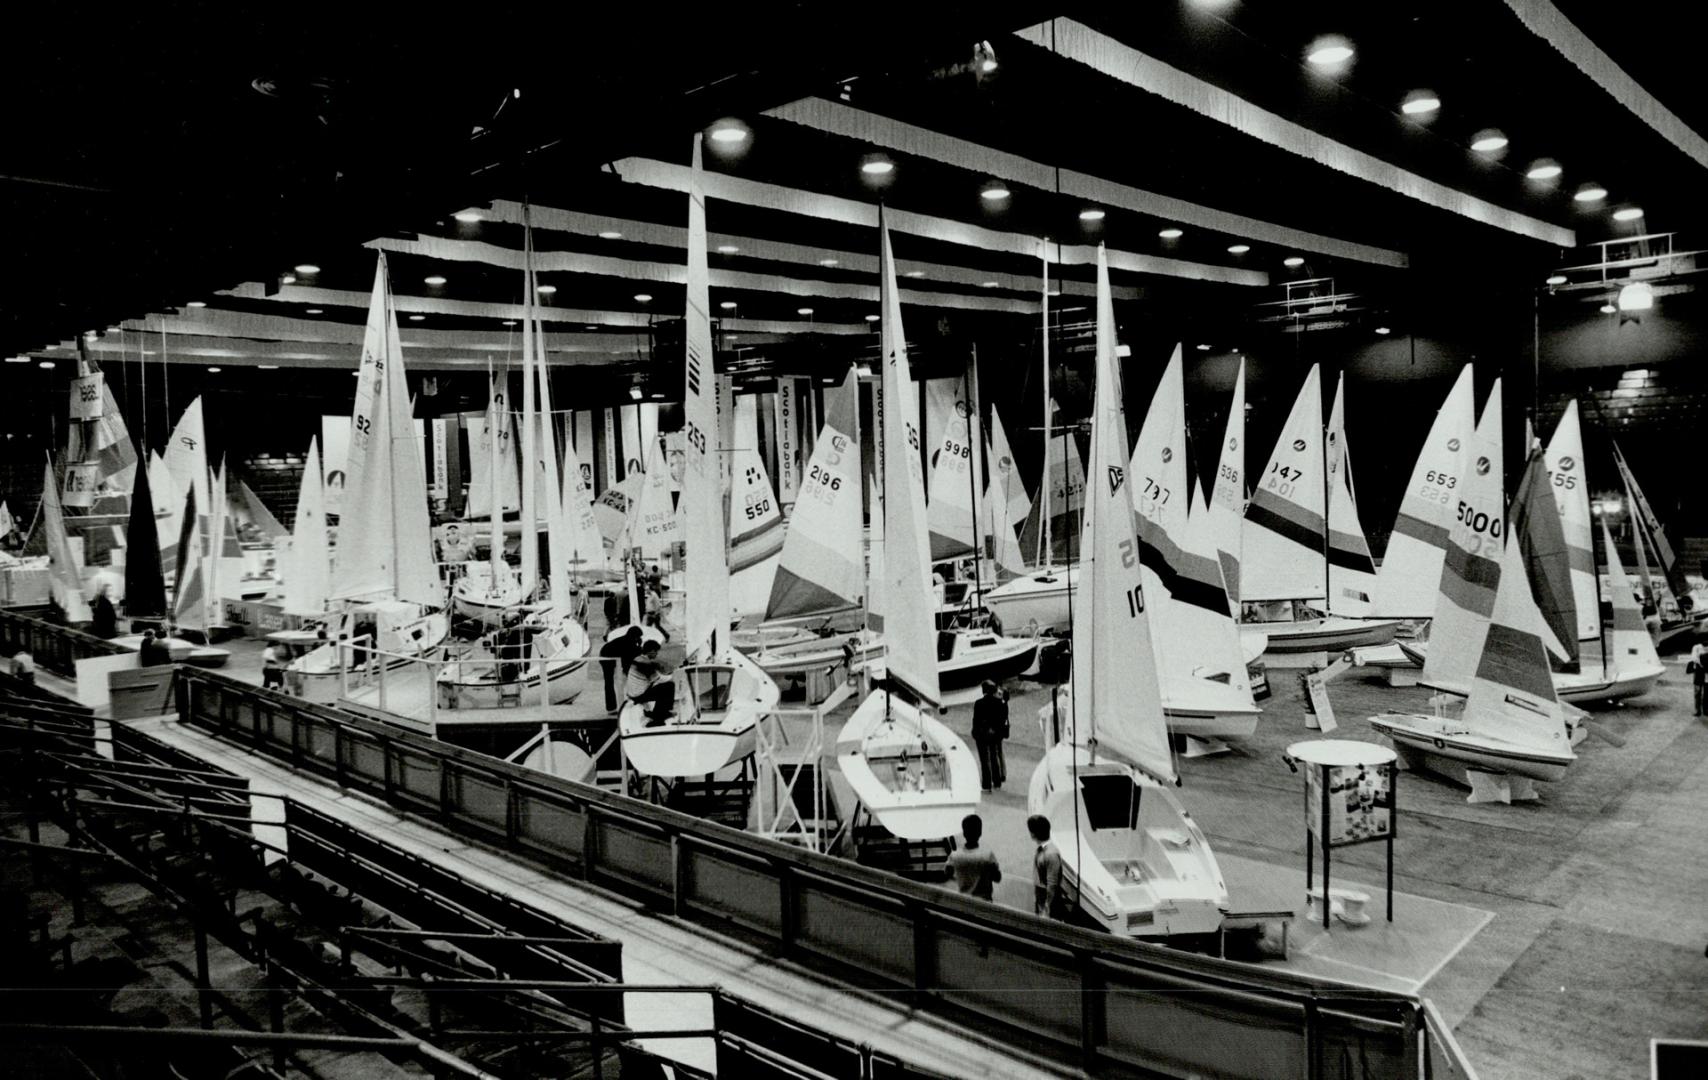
599 626 645 712
971 679 1009 791
90 584 118 639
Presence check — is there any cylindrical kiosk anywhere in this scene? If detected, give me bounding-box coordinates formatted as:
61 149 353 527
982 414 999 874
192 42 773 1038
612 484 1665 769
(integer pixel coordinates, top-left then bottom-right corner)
1285 738 1398 934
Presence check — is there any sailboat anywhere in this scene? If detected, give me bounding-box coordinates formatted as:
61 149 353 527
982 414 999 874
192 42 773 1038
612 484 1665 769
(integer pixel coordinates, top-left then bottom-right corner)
741 363 885 681
436 217 592 710
833 210 980 842
1026 246 1226 937
1369 509 1577 794
1612 441 1707 647
109 465 230 667
618 134 779 780
40 458 93 624
286 253 450 701
1241 367 1398 653
453 370 526 626
728 394 787 614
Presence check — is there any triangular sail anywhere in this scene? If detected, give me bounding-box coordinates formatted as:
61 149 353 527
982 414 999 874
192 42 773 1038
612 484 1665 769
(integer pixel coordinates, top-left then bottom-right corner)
1207 361 1246 604
926 394 978 561
328 253 439 607
987 409 1031 529
1373 365 1476 618
875 212 940 707
284 438 331 617
1423 379 1505 694
1460 521 1571 759
163 397 211 521
559 424 609 580
766 366 865 621
149 453 180 580
1078 247 1172 783
0 501 13 541
730 395 785 574
1603 518 1661 680
467 371 520 523
1543 401 1597 641
1510 445 1577 663
42 460 92 623
65 352 139 512
1325 374 1377 616
682 134 730 661
123 457 167 619
238 481 288 540
1019 421 1084 566
1243 365 1326 602
1612 441 1682 595
982 434 1029 580
171 488 206 633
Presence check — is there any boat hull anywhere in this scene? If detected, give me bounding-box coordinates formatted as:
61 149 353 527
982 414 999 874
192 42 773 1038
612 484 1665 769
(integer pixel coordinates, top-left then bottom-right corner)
1250 617 1399 654
982 568 1076 633
938 636 1038 690
1553 665 1664 705
1368 712 1573 783
754 634 887 680
618 651 778 778
436 656 587 710
835 690 980 840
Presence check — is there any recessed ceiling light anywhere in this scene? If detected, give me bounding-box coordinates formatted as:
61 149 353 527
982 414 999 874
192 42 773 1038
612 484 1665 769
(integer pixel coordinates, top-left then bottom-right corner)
351 370 361 376
454 210 483 223
1574 183 1608 203
536 284 557 295
1546 274 1568 286
1470 129 1508 153
1227 244 1251 254
860 156 894 176
1283 256 1304 267
1159 227 1183 239
905 270 927 278
585 324 600 330
424 274 447 286
39 360 55 370
1613 206 1644 221
797 307 814 316
4 356 29 364
206 366 222 372
258 364 280 370
716 244 740 254
634 293 653 303
628 386 643 401
280 273 297 285
1195 344 1211 351
597 231 622 240
1079 208 1106 221
709 124 748 144
408 314 425 321
293 263 320 275
83 330 98 339
819 258 840 267
186 301 208 308
980 281 999 288
980 180 1010 201
1306 36 1354 67
305 308 324 315
1599 303 1617 314
1525 159 1562 181
1374 327 1391 335
864 314 880 322
719 301 738 310
502 319 517 327
1401 90 1440 115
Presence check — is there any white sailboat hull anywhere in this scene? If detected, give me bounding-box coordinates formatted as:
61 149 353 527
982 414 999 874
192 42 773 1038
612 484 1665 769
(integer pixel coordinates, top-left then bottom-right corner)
1369 712 1573 783
110 633 230 668
1245 616 1398 654
835 690 981 840
618 650 777 778
982 566 1077 633
288 608 450 704
1028 745 1227 937
451 566 527 626
936 631 1038 689
437 653 588 709
1402 640 1662 704
752 632 886 680
1040 685 1259 744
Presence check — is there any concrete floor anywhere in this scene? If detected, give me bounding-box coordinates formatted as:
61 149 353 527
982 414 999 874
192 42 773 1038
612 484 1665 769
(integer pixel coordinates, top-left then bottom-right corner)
188 620 1708 1080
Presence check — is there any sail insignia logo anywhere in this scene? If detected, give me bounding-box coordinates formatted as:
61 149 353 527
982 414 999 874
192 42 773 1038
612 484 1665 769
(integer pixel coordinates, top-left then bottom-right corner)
1475 456 1490 475
1291 438 1307 452
1559 455 1575 471
1229 437 1238 451
1161 447 1173 464
1108 466 1125 494
1447 438 1461 452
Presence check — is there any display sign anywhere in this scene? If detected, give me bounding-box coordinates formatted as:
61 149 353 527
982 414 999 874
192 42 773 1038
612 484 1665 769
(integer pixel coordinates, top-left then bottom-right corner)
69 373 106 420
61 463 102 508
430 418 449 500
602 408 618 490
1305 761 1393 846
777 376 801 509
1303 669 1338 732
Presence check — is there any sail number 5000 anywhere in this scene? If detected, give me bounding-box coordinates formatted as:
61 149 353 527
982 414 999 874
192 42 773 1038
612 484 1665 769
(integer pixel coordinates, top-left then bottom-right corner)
1456 500 1502 538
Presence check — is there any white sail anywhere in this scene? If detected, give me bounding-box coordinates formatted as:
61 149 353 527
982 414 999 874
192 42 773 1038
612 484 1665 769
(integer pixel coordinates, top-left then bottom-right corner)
1243 366 1326 602
1603 519 1661 680
1078 246 1173 783
730 394 784 615
1544 401 1598 642
766 365 866 621
468 370 519 526
1207 361 1246 604
41 460 92 623
982 435 1029 579
0 501 12 541
170 487 208 634
987 408 1031 529
1373 365 1476 618
329 253 440 607
149 452 181 579
163 397 210 525
559 426 609 579
1423 379 1505 695
682 133 730 661
625 438 682 562
875 213 940 706
1459 519 1571 759
1184 473 1255 699
284 438 331 616
1325 374 1377 617
926 395 978 561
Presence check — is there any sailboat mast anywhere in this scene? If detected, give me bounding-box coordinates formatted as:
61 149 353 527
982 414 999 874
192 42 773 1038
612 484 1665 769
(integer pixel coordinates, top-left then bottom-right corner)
488 359 502 578
963 348 984 609
1040 246 1052 566
1322 380 1332 613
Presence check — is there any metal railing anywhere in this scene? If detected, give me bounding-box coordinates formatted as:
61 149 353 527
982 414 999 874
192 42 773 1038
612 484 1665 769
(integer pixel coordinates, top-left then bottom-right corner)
171 666 1467 1080
0 606 131 677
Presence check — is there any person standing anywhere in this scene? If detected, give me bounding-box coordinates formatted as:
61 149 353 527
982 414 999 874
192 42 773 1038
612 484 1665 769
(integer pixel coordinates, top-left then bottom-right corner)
1690 646 1707 717
971 680 1009 791
599 626 645 712
261 642 285 690
946 814 1001 900
90 584 118 639
1029 814 1066 920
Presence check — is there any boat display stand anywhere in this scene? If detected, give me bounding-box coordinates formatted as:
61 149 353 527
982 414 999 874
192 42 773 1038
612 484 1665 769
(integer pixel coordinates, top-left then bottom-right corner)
626 758 759 829
1381 667 1421 688
1266 649 1329 670
845 804 955 881
1388 742 1542 804
1304 887 1372 928
754 684 854 852
1174 733 1232 758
